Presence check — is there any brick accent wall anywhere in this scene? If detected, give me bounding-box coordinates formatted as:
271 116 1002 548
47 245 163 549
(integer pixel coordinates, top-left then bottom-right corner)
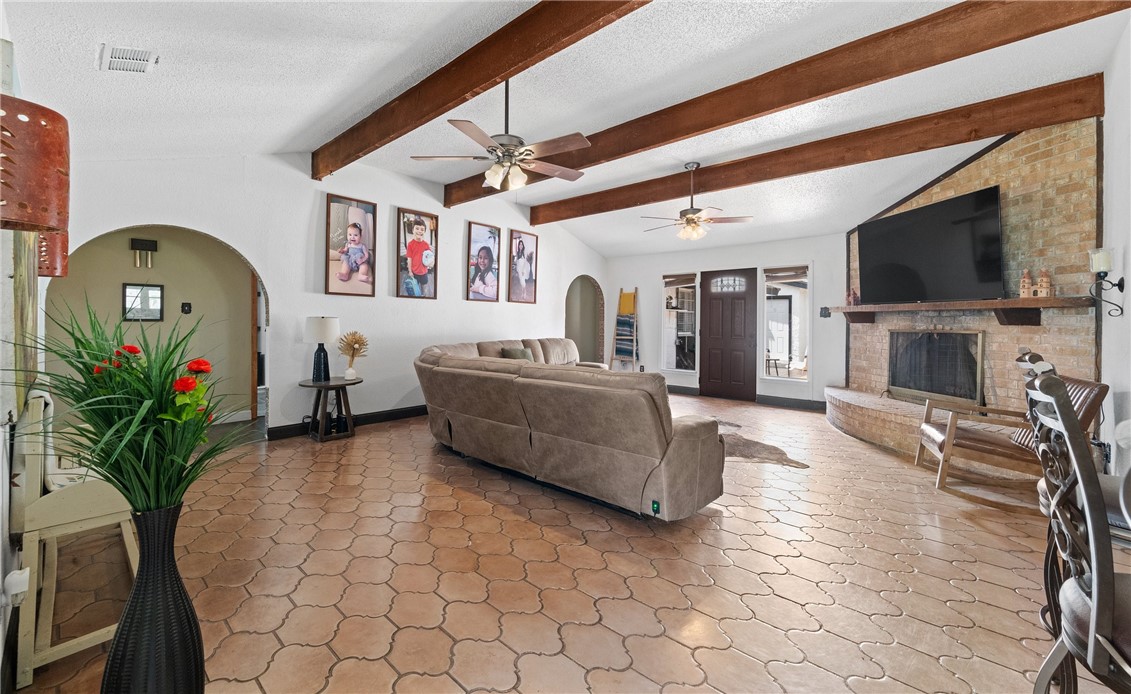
846 118 1098 411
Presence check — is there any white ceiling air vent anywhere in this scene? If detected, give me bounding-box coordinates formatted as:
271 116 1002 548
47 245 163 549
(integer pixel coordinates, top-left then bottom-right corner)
97 44 158 73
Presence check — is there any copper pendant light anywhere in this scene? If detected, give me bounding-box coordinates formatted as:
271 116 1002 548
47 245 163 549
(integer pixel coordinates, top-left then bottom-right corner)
1 94 71 276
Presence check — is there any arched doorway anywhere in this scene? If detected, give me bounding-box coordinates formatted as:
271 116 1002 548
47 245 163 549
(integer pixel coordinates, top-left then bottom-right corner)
44 225 270 435
564 275 604 363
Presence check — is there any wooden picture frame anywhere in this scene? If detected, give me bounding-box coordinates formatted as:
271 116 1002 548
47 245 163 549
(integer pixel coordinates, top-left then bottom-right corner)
507 229 538 304
466 221 501 302
122 283 164 322
325 193 377 297
396 208 439 299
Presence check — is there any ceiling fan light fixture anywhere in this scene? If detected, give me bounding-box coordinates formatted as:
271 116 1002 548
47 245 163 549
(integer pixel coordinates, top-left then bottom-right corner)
484 162 506 189
677 223 706 241
506 164 528 190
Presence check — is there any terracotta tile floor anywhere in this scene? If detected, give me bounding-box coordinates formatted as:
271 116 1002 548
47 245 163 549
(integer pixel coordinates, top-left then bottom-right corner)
22 396 1126 693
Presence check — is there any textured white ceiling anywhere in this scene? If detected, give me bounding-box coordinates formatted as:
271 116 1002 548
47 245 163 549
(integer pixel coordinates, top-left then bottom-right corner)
5 2 1128 257
4 1 535 160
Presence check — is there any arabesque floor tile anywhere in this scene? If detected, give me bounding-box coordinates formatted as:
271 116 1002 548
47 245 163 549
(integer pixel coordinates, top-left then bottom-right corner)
25 398 1122 693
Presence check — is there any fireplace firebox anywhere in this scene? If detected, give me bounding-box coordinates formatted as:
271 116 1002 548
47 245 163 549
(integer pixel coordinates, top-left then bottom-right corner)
887 330 984 406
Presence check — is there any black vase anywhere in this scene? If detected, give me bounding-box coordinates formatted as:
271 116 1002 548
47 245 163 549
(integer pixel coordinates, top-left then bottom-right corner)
102 503 204 694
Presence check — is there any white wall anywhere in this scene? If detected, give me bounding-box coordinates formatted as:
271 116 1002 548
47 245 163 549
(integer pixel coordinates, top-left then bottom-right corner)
605 233 846 402
60 154 607 428
1103 15 1131 472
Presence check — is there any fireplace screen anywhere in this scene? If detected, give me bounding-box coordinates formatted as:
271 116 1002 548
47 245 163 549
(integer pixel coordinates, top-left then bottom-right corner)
888 331 984 405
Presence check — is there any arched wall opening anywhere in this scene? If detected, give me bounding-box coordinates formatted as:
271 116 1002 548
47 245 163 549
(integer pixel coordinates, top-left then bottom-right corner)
44 225 270 430
564 275 604 363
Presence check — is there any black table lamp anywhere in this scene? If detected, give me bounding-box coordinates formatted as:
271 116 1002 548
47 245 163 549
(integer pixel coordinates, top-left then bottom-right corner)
304 316 340 382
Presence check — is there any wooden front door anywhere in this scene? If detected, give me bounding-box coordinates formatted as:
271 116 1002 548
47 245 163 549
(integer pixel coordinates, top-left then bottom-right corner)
699 268 759 401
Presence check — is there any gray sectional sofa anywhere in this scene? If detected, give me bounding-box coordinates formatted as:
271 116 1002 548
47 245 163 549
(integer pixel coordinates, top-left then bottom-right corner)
413 338 724 521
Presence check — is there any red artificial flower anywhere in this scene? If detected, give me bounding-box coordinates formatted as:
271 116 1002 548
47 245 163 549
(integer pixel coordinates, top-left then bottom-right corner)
116 345 141 356
173 376 198 393
94 361 105 374
186 359 212 374
197 406 214 423
113 360 122 368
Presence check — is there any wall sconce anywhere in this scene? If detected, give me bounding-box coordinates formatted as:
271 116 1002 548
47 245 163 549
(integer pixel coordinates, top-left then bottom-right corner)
1088 248 1124 317
304 316 340 382
131 238 157 268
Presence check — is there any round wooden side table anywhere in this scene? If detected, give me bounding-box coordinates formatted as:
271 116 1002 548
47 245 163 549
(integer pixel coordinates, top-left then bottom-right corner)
298 377 362 442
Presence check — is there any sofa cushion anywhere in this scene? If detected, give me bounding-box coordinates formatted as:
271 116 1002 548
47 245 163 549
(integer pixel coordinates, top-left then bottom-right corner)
419 342 478 365
521 339 546 364
477 340 526 359
518 364 673 442
501 347 535 361
438 355 526 375
538 338 580 367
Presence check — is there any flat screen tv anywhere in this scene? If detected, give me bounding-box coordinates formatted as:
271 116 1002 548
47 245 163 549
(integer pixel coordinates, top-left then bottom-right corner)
857 186 1005 304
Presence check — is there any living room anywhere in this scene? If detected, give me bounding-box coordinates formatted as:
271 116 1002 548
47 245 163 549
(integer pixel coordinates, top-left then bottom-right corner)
2 2 1131 692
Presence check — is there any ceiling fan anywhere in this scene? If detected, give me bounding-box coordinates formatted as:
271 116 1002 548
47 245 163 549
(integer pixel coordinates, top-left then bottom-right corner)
411 79 590 191
642 162 753 240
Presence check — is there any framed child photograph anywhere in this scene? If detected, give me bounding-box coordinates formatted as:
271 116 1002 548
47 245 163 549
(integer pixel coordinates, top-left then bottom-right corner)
507 229 538 304
466 221 500 302
397 208 438 299
325 194 376 297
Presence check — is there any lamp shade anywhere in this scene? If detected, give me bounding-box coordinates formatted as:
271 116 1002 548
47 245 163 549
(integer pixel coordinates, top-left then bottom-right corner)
304 316 340 344
0 95 70 235
1089 248 1113 274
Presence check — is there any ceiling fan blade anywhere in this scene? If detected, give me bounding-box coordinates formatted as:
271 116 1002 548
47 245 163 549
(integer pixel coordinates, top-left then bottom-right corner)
640 216 681 221
525 132 591 159
448 119 500 150
643 223 679 233
519 159 584 181
702 216 754 224
411 155 493 161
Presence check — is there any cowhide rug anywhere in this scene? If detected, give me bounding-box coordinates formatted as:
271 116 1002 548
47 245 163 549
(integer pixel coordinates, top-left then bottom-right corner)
713 419 809 469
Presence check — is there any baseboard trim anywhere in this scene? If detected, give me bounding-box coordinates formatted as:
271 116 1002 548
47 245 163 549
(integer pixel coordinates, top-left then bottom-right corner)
667 385 700 396
267 405 428 440
757 395 827 412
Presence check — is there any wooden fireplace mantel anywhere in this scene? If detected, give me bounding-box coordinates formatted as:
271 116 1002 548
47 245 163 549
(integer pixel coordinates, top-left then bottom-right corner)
824 296 1094 326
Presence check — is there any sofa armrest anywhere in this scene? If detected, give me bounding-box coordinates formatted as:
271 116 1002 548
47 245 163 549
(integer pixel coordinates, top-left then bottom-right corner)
671 415 719 439
576 361 609 370
644 415 724 521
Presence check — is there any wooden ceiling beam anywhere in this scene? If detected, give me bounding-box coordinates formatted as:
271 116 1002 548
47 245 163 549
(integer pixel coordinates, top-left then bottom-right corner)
310 0 648 181
446 0 1129 207
529 75 1103 225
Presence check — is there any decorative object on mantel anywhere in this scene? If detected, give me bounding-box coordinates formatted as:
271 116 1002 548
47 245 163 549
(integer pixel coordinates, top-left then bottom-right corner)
305 316 340 382
1019 268 1053 298
1088 248 1125 317
1036 268 1053 297
338 330 368 380
846 288 861 306
1020 268 1033 297
31 305 248 694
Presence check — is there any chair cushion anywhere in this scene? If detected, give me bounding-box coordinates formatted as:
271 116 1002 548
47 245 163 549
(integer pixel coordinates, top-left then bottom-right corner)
1013 376 1110 453
1059 573 1131 664
920 422 1036 462
1037 475 1131 534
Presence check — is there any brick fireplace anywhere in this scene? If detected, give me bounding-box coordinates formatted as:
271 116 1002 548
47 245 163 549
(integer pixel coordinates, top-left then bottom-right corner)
827 118 1099 458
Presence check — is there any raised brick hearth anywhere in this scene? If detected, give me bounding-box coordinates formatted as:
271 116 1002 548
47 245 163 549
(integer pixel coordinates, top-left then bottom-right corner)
825 387 1019 459
827 119 1099 460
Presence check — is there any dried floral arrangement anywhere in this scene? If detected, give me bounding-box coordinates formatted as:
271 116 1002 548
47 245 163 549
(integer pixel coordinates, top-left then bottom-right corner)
338 331 369 370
